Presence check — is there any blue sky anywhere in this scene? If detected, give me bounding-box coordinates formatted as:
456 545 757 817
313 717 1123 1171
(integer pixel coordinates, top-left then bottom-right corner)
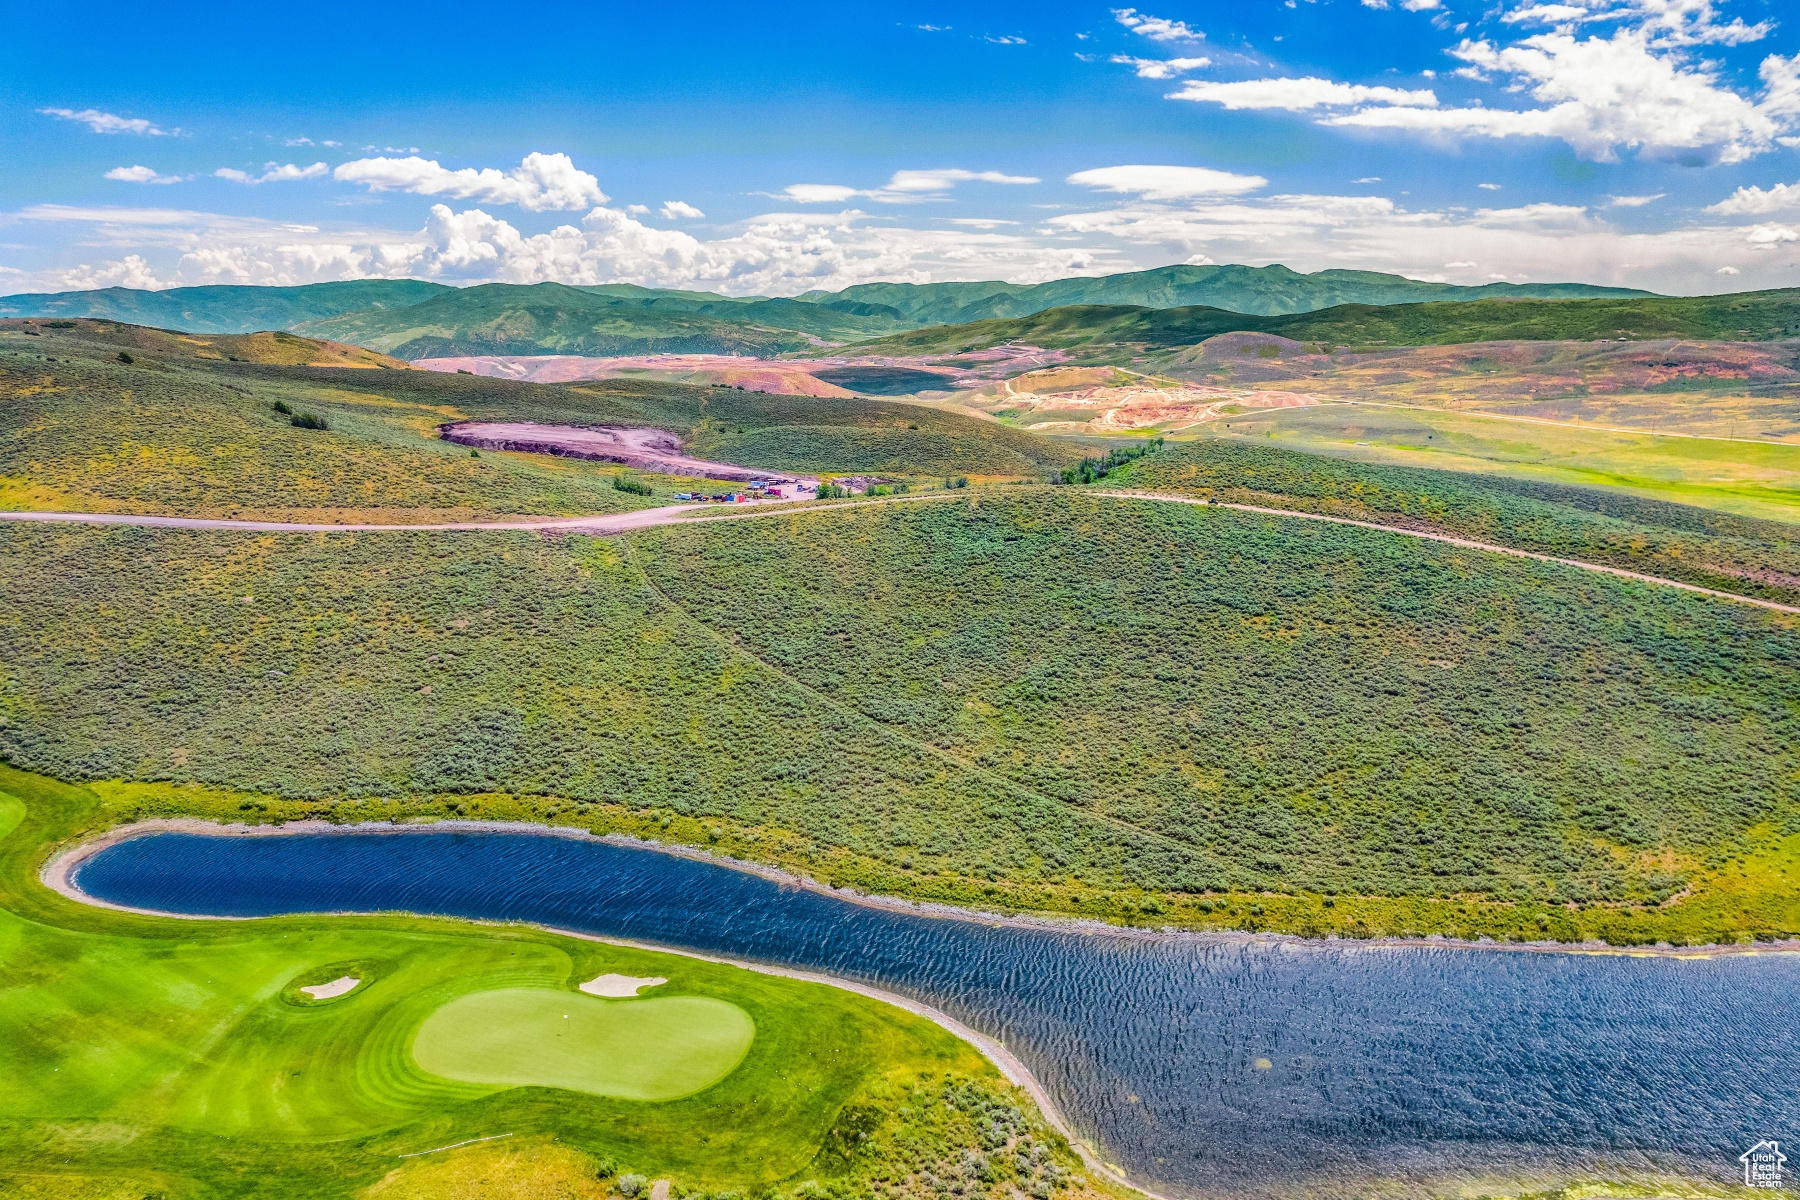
2 0 1797 296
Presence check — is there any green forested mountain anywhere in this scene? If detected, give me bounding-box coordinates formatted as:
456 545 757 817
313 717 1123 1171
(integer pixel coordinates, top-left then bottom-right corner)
1 264 1655 358
804 264 1651 325
846 289 1800 357
0 278 450 333
294 281 907 357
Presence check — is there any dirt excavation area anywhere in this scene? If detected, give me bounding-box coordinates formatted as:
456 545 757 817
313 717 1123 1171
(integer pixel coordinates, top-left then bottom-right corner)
439 422 804 484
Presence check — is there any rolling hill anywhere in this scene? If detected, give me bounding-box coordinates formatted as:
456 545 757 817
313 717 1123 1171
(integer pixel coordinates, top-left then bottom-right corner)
0 278 449 333
293 281 903 358
0 318 1068 520
845 289 1800 358
804 263 1652 325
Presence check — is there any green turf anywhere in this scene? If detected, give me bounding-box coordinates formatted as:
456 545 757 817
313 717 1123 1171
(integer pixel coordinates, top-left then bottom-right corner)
0 767 1091 1199
412 990 754 1100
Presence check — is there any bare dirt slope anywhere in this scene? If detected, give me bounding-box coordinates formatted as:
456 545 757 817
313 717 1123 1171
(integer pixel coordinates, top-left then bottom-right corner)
1165 333 1800 440
438 421 806 483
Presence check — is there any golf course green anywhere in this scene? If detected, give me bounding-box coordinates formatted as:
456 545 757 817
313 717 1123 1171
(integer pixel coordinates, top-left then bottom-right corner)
412 989 755 1100
0 766 1098 1199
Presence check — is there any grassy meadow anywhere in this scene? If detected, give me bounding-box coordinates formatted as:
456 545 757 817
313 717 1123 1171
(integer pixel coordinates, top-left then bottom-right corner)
1201 401 1800 523
0 767 1103 1200
3 490 1796 945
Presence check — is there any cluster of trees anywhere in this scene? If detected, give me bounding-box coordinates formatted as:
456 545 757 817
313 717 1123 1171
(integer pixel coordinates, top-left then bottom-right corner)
1050 438 1164 486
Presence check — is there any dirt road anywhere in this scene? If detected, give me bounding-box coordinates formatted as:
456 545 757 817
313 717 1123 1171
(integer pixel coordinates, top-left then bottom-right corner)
0 494 951 535
5 490 1796 615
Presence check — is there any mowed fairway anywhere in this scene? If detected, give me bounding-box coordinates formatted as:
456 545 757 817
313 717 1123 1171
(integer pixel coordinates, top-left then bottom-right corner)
0 768 1056 1200
413 989 754 1100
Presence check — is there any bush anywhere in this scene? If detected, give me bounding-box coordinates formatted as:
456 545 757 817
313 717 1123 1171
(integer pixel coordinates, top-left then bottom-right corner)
614 475 654 496
289 411 329 431
817 482 847 499
116 351 133 364
272 400 292 415
617 1174 647 1197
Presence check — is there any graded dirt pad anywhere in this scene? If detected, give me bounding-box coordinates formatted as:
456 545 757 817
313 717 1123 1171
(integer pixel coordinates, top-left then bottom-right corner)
411 989 755 1100
415 354 860 397
439 421 799 483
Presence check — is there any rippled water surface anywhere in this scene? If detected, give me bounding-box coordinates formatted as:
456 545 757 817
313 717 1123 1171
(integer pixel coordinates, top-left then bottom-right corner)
77 830 1798 1198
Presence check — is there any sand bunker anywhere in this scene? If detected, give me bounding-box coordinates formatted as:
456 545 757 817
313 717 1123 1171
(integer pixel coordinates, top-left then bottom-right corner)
579 973 668 998
301 976 361 1000
439 422 798 484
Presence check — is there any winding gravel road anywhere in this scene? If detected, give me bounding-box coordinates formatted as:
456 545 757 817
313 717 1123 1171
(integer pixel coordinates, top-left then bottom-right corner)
5 489 1796 615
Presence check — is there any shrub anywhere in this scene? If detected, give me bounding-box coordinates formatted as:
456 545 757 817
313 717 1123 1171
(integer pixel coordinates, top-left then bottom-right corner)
289 411 329 431
817 482 847 499
614 475 654 496
116 351 134 364
617 1174 647 1197
272 400 292 415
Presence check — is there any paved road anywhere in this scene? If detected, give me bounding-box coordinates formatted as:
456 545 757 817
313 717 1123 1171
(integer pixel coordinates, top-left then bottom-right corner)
6 489 1797 616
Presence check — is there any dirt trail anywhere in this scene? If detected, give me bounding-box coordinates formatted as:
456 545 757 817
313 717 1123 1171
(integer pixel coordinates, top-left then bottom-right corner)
1098 490 1800 615
5 490 1795 615
0 493 956 535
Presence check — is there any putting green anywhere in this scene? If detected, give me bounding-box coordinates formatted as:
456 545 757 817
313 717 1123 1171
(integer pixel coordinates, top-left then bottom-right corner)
412 988 755 1101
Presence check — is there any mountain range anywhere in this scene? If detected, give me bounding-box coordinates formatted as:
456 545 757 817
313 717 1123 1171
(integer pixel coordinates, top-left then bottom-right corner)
0 265 1654 360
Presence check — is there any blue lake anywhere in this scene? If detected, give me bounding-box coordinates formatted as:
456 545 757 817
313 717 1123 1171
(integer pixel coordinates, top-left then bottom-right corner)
76 829 1798 1199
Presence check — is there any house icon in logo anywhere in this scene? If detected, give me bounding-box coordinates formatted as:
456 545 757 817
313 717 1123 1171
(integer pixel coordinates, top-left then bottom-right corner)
1740 1140 1787 1188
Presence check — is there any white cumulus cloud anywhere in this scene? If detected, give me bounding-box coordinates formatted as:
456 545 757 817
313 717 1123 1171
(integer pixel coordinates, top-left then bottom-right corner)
40 107 171 136
1067 164 1268 199
1323 32 1800 163
332 152 607 212
1709 179 1800 214
215 162 329 185
1169 77 1437 111
60 253 167 290
1114 7 1203 41
1746 222 1799 247
1112 55 1212 78
659 200 705 219
105 165 183 185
